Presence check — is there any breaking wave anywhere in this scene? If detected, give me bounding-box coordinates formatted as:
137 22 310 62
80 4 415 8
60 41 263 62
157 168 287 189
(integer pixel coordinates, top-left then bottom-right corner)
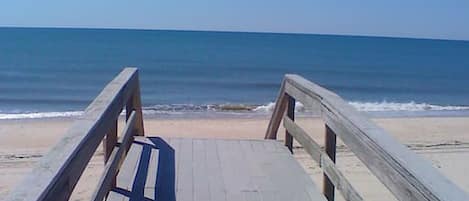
348 101 469 112
252 101 469 112
1 101 469 120
0 111 84 120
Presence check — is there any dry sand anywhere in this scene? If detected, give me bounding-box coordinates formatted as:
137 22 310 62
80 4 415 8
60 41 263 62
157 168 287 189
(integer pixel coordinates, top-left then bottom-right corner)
1 116 469 200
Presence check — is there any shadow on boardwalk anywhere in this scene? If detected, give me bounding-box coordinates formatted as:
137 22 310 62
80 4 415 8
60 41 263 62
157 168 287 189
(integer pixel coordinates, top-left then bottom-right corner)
111 137 176 201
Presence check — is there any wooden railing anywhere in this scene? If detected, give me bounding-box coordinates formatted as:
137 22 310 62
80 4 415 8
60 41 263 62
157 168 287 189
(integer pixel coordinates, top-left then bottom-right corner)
6 68 145 201
265 74 469 201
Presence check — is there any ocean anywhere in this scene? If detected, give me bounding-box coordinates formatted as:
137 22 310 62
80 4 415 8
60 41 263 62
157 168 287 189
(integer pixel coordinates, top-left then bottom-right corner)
1 27 469 119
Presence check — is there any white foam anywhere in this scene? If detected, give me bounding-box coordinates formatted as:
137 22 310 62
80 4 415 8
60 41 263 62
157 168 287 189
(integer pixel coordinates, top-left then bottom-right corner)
2 101 468 120
253 101 469 113
0 111 83 120
253 102 276 112
253 102 305 112
348 101 469 112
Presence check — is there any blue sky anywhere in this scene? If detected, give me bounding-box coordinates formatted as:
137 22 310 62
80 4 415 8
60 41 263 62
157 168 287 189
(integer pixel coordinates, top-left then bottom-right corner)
1 0 468 40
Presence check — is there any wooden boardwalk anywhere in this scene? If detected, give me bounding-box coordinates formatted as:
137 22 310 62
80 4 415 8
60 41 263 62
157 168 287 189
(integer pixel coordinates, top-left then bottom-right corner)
107 137 325 201
6 68 469 201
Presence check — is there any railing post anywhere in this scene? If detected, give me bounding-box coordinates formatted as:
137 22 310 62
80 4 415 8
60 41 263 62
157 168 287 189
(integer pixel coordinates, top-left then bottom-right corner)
323 124 337 201
103 119 118 163
265 80 288 140
285 95 295 153
125 71 144 136
103 119 117 190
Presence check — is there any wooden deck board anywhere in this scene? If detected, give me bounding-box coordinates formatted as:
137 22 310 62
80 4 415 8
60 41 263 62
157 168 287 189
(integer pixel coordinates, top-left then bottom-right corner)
107 144 142 201
106 191 128 201
167 137 181 196
133 137 159 199
193 139 211 201
144 147 159 199
116 142 142 191
205 138 227 201
177 138 194 201
108 137 326 201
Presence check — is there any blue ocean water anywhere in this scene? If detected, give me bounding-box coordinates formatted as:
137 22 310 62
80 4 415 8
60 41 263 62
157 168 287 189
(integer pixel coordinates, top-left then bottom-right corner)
1 27 469 119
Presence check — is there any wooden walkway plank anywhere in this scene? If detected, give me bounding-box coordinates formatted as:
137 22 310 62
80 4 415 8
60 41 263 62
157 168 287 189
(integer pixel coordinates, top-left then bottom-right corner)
255 140 326 201
239 140 264 177
144 148 159 200
250 140 267 153
107 142 143 201
193 139 211 201
262 139 278 153
217 140 248 201
204 139 227 201
230 140 258 200
115 143 143 191
239 140 273 201
257 147 295 201
237 140 262 201
131 136 160 200
167 137 181 197
133 136 159 200
177 138 194 201
106 191 128 201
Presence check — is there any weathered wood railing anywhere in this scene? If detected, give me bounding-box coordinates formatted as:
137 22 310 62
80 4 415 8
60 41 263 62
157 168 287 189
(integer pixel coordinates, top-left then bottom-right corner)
265 74 469 201
6 68 145 201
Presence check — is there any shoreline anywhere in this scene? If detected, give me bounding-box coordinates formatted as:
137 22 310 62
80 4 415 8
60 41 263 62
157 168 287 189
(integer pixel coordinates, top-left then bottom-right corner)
2 115 469 154
2 109 469 121
3 101 469 120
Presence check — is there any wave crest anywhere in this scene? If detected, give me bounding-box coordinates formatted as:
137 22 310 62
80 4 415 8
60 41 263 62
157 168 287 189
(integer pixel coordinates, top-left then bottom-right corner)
1 101 468 120
253 101 469 112
349 101 469 112
253 102 306 112
0 111 83 120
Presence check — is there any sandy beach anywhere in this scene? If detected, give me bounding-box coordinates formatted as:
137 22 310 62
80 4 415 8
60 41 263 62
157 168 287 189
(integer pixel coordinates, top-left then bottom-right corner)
1 116 469 200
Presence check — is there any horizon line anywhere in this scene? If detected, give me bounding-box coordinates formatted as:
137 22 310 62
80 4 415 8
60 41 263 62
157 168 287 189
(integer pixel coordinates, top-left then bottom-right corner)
1 25 468 42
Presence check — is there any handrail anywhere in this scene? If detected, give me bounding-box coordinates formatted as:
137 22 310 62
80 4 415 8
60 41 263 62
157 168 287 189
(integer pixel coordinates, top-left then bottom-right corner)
266 74 469 201
6 67 145 201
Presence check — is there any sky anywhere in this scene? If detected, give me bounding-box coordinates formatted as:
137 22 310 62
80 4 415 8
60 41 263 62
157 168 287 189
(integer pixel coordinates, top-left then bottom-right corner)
1 0 469 41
